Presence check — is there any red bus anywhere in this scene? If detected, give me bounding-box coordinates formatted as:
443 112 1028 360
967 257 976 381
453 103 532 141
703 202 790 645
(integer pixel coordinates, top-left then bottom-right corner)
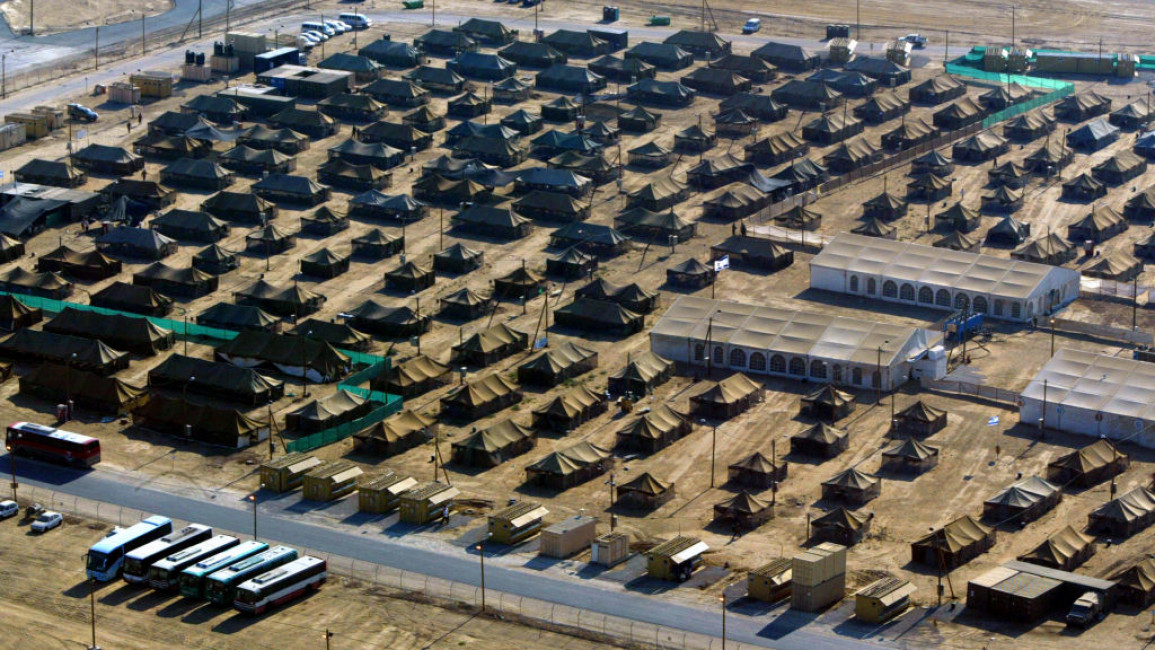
6 422 101 467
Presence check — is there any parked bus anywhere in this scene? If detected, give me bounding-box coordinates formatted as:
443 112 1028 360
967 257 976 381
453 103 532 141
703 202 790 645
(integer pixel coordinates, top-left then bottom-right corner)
86 516 173 582
148 535 239 590
123 524 213 585
234 556 327 614
6 421 101 467
179 540 269 599
204 545 298 606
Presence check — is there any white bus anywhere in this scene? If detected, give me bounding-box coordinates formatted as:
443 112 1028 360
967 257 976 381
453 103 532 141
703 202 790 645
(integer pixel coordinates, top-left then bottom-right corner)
148 535 239 590
123 524 213 584
233 556 327 614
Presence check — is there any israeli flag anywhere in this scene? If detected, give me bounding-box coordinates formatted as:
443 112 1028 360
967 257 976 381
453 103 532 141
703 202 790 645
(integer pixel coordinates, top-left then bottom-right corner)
713 255 730 272
987 415 1000 427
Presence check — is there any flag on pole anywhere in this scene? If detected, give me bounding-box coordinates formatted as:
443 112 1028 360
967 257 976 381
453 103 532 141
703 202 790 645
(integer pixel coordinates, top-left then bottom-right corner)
987 415 1000 427
713 255 730 272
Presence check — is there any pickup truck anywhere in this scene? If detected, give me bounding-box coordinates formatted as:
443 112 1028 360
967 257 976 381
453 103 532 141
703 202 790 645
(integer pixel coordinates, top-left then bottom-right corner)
1066 592 1102 628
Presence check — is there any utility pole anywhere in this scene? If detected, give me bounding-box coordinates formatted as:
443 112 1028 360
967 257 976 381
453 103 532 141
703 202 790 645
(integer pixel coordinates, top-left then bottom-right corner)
95 26 99 70
142 14 146 55
88 576 100 650
29 0 33 37
856 0 860 42
198 0 203 39
431 0 436 27
2 54 6 99
8 449 16 502
226 0 232 37
1010 5 1015 49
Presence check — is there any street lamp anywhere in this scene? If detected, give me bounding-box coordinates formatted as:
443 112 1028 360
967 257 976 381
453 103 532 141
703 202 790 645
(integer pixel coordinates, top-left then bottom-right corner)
700 418 717 487
476 532 492 613
1050 318 1056 357
302 330 313 398
249 492 258 541
183 376 196 438
323 629 332 650
720 593 727 650
87 572 100 650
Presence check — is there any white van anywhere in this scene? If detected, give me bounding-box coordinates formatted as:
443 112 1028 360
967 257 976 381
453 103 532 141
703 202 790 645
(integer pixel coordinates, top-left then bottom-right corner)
302 21 334 37
742 18 762 34
339 13 372 29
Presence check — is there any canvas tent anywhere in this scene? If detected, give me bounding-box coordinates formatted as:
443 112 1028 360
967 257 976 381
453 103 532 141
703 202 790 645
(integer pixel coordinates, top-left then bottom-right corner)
0 329 128 375
517 341 597 386
1055 92 1112 121
800 385 855 421
239 125 310 154
348 301 431 337
285 389 373 433
433 242 484 273
72 144 145 175
1067 118 1119 151
895 400 948 436
371 355 450 398
452 322 528 366
728 451 788 489
541 30 610 57
855 91 910 124
625 42 693 70
193 243 240 275
535 65 607 94
90 281 170 316
772 80 843 109
440 373 522 420
790 422 849 458
1018 526 1096 572
531 385 606 432
20 363 147 415
499 41 566 69
150 209 229 243
44 307 174 356
554 298 643 335
910 75 966 105
201 191 277 223
452 419 536 467
235 279 325 317
720 93 788 122
438 287 492 320
14 159 86 187
159 158 234 190
615 404 691 454
911 515 996 570
216 331 352 383
881 438 940 474
1011 233 1076 265
96 227 177 260
132 394 268 448
588 54 657 82
752 42 820 71
714 491 773 530
36 246 121 280
363 79 430 107
883 119 940 151
616 472 675 509
983 476 1062 524
547 246 598 279
1088 487 1155 537
821 468 880 505
252 174 331 206
812 507 872 546
952 132 1009 162
352 410 436 457
525 441 613 490
691 372 763 419
197 303 278 333
0 294 41 331
133 262 218 298
615 207 694 242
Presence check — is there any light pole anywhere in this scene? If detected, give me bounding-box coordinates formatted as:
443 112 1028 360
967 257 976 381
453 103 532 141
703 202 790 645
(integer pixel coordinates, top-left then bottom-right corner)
476 533 491 613
323 629 332 650
302 330 313 398
606 472 617 529
87 574 100 650
700 418 717 488
183 376 196 437
249 492 258 541
1050 318 1056 357
720 592 727 650
6 437 16 503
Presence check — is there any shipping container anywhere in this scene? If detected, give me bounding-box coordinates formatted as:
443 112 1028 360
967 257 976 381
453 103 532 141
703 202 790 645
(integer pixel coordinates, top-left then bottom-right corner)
31 106 64 129
489 501 549 545
302 460 363 501
0 123 27 151
591 532 629 567
131 72 174 98
227 32 267 54
211 55 240 74
182 64 214 83
255 48 301 75
259 453 322 493
4 113 48 139
539 516 597 558
358 474 418 513
108 82 141 105
398 482 459 524
792 542 846 587
791 574 845 612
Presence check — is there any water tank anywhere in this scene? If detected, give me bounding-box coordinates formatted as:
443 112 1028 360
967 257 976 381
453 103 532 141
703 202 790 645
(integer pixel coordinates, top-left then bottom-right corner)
196 52 206 66
225 43 235 57
185 50 195 64
213 41 223 56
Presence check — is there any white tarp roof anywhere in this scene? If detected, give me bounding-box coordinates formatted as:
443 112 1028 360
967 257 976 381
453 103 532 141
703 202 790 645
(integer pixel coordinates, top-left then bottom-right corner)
1023 348 1155 422
812 232 1079 301
652 295 938 366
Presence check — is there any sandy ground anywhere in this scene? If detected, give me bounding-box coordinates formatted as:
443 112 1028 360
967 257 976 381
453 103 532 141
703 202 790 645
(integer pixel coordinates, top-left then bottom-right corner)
0 11 1154 649
0 509 626 650
0 0 173 34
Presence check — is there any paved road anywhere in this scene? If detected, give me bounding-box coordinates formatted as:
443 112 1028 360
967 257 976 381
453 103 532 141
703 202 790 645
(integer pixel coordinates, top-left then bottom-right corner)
4 455 885 650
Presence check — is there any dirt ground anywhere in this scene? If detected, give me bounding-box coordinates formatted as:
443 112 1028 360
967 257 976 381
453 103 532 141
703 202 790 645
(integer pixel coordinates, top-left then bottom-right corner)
0 509 627 649
0 0 173 34
1 9 1155 649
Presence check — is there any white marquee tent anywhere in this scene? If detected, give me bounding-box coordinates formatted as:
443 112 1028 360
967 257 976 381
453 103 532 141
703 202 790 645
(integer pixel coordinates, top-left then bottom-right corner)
1021 348 1155 448
810 232 1080 322
650 296 941 390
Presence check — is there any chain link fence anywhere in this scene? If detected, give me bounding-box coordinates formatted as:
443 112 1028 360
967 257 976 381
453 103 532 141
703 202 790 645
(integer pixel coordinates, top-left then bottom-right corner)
14 484 745 650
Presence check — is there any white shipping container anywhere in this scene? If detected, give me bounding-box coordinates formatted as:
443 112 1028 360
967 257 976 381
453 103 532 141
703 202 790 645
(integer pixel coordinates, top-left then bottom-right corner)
228 32 267 54
0 123 26 151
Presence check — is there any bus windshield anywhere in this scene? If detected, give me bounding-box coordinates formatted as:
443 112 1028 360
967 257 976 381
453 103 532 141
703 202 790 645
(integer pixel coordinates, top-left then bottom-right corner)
87 551 112 572
235 589 259 605
123 557 145 577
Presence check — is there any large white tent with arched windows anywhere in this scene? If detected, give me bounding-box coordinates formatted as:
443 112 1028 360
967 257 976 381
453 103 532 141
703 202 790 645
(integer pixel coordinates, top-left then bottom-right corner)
809 232 1080 322
650 295 940 391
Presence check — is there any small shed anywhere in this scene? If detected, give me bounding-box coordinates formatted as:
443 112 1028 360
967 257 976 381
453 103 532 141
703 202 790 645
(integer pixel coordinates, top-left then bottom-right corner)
691 373 763 419
811 507 872 546
260 452 322 493
616 472 675 510
539 515 598 558
489 501 549 545
302 460 364 502
856 578 916 623
647 536 708 582
728 451 788 489
800 385 855 421
821 468 881 506
591 532 631 568
880 438 939 474
398 482 461 525
358 473 420 514
748 559 792 602
790 423 849 459
895 400 947 436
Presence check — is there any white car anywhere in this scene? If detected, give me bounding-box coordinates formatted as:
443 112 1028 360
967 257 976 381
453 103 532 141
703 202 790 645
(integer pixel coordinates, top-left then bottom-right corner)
0 500 17 519
299 32 320 44
31 511 63 533
296 35 316 50
324 20 349 34
303 30 328 43
742 18 762 34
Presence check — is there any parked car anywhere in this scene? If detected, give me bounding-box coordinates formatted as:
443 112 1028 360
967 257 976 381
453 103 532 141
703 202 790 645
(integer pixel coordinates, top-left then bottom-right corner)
68 103 99 123
1066 592 1103 628
324 20 349 34
743 18 762 34
297 35 316 49
339 13 372 29
303 30 328 43
901 33 927 48
0 500 17 519
31 511 63 533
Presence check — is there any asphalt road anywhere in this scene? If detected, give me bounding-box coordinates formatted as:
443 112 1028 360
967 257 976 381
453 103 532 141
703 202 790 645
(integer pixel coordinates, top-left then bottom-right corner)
4 455 884 649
